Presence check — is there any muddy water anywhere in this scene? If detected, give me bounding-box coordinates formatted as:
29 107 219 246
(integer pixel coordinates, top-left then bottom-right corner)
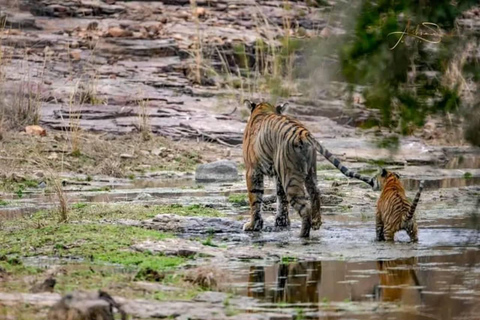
232 250 480 319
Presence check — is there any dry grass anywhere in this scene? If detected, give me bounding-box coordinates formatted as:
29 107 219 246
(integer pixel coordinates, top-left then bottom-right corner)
0 50 47 131
49 174 69 222
136 96 151 142
0 131 204 180
184 266 230 291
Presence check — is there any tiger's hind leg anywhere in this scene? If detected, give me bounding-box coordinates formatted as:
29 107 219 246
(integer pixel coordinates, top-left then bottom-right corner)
243 168 264 232
274 176 290 230
306 169 322 230
284 177 312 238
376 211 385 241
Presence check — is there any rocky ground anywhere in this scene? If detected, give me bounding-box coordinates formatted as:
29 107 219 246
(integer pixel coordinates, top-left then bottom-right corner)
0 1 480 320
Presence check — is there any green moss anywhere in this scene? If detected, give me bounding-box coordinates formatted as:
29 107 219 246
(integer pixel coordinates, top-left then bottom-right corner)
0 200 8 206
71 202 88 210
227 194 248 206
281 256 298 263
0 223 182 270
157 204 224 217
464 172 473 179
376 135 400 151
316 164 335 171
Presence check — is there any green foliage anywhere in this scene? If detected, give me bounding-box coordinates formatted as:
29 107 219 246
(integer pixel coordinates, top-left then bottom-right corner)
341 0 478 134
0 199 8 206
464 172 473 179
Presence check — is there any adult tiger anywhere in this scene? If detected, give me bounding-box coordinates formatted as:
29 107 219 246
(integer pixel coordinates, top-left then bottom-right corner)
242 100 375 238
373 169 424 242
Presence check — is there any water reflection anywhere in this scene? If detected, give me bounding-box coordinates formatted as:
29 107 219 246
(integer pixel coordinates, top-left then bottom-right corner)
237 250 480 319
374 257 422 304
247 262 322 303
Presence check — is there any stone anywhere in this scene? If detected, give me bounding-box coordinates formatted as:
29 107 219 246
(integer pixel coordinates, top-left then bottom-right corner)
195 160 238 182
48 290 126 320
10 172 26 183
107 27 132 38
195 7 207 18
30 277 56 293
120 153 135 159
48 153 59 160
25 125 47 137
70 50 81 61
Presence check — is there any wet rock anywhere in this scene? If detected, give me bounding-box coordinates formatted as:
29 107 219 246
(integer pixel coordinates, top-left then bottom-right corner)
135 193 153 201
132 238 223 257
194 291 228 303
30 277 56 293
134 282 181 293
140 214 243 234
48 290 126 320
195 160 239 182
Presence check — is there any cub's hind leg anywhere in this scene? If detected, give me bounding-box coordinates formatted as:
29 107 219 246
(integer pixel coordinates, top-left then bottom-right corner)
306 169 322 230
376 211 385 241
274 176 290 229
243 168 264 232
404 219 418 243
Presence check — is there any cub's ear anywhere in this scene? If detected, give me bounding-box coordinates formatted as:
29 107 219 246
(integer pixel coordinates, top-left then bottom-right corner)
276 102 289 114
243 100 256 113
381 168 388 177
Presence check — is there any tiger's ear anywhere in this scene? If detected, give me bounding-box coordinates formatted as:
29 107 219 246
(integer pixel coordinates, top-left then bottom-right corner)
394 172 400 179
381 168 388 177
276 102 289 114
243 100 256 113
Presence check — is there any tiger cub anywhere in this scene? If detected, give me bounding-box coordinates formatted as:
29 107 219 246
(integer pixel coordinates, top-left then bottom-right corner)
373 169 424 242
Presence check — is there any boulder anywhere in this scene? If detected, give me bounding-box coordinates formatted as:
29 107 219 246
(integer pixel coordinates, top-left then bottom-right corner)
48 290 126 320
195 160 238 182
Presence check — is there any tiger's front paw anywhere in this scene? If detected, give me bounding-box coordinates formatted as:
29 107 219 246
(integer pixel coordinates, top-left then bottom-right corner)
243 219 263 232
274 215 290 230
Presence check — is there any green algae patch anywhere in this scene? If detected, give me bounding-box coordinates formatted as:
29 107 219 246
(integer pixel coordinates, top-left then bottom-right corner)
156 204 224 217
0 223 183 271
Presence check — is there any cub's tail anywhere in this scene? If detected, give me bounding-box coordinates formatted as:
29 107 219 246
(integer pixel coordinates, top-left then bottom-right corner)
407 180 425 220
307 135 374 188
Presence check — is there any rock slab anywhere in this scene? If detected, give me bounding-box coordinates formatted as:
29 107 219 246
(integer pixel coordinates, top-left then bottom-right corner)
195 160 239 182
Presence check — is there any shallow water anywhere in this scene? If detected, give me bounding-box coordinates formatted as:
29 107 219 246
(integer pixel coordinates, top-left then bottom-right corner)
232 250 480 319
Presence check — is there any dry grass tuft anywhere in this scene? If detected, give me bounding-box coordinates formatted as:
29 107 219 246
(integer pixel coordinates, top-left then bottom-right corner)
96 157 123 178
184 266 230 291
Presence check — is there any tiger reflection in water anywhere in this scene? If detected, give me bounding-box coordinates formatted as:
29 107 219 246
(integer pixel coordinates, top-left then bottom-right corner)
374 257 423 303
247 261 321 303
